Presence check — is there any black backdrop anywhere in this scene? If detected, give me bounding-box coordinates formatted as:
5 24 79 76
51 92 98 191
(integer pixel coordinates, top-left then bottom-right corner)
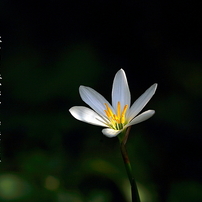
1 1 202 202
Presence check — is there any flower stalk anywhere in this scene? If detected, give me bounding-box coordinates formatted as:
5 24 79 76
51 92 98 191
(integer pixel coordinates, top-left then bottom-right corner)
119 127 141 202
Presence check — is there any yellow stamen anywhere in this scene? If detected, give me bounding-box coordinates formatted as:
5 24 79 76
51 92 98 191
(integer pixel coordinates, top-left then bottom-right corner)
104 103 114 118
104 102 128 130
117 102 121 118
120 105 128 123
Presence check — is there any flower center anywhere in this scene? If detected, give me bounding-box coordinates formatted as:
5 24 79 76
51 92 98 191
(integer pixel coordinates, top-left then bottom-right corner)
104 102 128 130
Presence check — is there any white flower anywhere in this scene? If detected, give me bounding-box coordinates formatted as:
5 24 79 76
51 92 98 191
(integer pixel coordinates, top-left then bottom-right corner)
69 69 157 138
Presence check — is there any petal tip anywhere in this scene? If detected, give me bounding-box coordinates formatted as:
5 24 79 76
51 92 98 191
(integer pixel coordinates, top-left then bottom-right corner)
154 83 158 88
152 83 158 92
79 85 85 90
102 128 121 138
69 106 75 113
117 68 125 75
147 83 158 97
150 110 155 116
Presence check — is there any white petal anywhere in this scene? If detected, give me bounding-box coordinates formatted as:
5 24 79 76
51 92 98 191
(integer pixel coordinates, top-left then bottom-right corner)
127 83 157 121
102 128 122 138
79 86 114 118
69 106 107 127
126 110 155 127
112 69 131 111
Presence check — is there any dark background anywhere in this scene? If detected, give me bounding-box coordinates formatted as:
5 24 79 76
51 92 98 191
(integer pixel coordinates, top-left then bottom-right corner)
1 0 202 201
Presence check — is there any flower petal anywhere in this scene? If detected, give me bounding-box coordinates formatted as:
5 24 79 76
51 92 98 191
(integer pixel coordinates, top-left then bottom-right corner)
126 110 155 127
127 83 157 121
102 128 122 138
112 69 131 111
69 106 107 127
79 85 114 118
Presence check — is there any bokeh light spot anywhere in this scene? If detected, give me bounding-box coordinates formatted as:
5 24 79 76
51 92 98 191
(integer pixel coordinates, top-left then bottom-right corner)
0 174 31 200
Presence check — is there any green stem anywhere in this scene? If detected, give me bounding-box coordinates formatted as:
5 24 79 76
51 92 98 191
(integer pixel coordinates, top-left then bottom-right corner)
119 127 141 202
